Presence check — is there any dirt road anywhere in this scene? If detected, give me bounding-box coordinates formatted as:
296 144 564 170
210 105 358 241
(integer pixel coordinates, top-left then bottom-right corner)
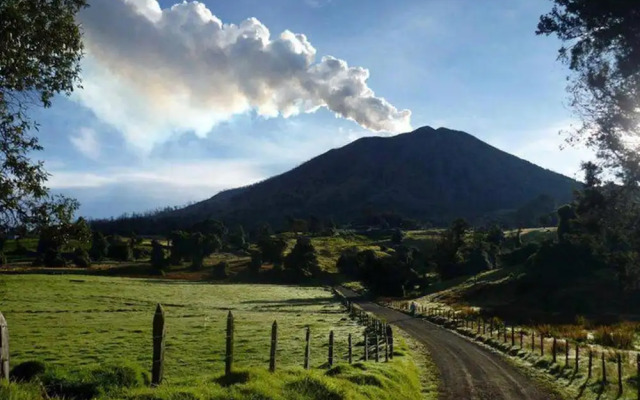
339 287 562 400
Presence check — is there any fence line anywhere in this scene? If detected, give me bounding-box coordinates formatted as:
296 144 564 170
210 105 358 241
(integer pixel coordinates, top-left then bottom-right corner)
390 300 640 398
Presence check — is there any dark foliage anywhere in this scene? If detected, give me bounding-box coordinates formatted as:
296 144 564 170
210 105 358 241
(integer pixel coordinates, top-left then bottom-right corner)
213 261 229 279
132 247 150 260
90 231 109 261
72 248 91 268
284 237 320 278
150 240 166 271
257 235 287 265
500 243 539 267
249 250 262 273
391 229 404 245
107 237 133 262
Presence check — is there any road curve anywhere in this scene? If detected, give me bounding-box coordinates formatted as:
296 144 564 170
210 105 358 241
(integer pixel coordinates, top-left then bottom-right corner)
339 287 562 400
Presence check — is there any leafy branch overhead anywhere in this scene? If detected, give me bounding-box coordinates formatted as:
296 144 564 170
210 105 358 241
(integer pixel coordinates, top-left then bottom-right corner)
0 0 87 232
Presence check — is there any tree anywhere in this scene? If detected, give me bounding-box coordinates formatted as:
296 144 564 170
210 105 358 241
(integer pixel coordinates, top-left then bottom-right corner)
1 0 87 232
537 1 640 176
90 231 109 261
228 225 247 250
150 240 166 271
284 237 320 277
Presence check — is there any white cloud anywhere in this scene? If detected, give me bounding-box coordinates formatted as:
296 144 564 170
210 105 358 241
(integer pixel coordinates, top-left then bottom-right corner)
69 127 100 160
47 159 266 191
76 0 412 151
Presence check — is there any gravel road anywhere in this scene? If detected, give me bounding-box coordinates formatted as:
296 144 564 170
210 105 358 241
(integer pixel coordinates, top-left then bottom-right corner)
339 287 563 400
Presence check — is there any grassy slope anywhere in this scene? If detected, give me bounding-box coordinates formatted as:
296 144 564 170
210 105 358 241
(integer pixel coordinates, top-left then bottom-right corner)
0 275 435 399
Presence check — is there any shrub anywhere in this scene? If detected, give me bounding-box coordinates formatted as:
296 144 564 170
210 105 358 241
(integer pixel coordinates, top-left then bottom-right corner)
593 323 637 349
90 231 109 261
108 238 133 261
133 247 151 260
284 237 320 278
249 250 262 273
213 261 229 279
391 229 404 245
150 240 166 271
0 252 6 267
500 243 539 266
43 249 66 268
73 248 91 268
11 361 46 382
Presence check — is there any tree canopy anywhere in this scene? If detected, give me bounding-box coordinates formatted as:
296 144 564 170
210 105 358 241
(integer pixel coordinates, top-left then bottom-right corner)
537 0 640 177
0 0 87 233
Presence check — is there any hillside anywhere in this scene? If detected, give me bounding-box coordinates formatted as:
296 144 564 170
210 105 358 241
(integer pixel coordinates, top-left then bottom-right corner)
161 126 578 229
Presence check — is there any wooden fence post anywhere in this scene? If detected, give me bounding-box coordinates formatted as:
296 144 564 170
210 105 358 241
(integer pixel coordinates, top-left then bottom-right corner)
304 327 311 370
348 334 353 364
511 326 515 347
565 340 570 367
602 352 607 385
375 334 379 362
269 321 278 372
152 304 166 386
0 312 9 382
520 330 524 349
387 325 394 360
482 319 486 335
575 344 579 371
617 353 622 394
588 349 593 379
225 311 234 377
636 353 639 400
503 327 508 344
385 334 389 362
328 331 334 367
364 334 369 361
531 331 535 353
552 338 557 363
541 335 545 357
489 320 493 337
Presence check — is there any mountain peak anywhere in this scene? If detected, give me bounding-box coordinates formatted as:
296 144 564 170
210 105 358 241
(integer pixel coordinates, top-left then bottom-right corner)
167 126 579 228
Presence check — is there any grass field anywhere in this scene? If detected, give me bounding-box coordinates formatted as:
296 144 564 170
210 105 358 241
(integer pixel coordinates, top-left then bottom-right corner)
0 275 431 399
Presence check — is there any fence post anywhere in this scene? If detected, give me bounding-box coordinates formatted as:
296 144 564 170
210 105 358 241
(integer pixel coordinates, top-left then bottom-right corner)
531 331 535 353
364 334 369 361
575 344 579 371
602 352 607 385
304 327 311 369
489 320 493 337
541 335 545 356
565 340 570 367
385 334 389 362
636 353 639 400
375 333 379 362
482 319 486 335
269 321 277 372
503 327 508 344
511 326 515 347
618 353 623 395
588 349 593 379
520 330 524 349
552 337 557 363
0 312 9 382
387 325 394 359
152 304 166 386
348 334 353 364
224 311 234 377
328 331 334 367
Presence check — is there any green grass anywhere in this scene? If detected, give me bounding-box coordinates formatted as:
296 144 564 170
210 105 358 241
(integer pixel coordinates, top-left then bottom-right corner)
0 274 432 399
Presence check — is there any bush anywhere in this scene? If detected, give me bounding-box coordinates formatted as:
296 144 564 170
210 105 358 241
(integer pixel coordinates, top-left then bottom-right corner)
90 232 109 261
500 243 539 266
249 250 262 273
133 247 151 260
150 240 166 271
11 361 46 382
43 249 66 268
108 239 133 261
593 323 637 349
0 252 6 267
213 261 229 279
72 248 91 268
391 229 404 245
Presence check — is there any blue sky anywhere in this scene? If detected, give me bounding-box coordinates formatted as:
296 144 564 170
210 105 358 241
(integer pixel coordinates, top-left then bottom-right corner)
33 0 592 219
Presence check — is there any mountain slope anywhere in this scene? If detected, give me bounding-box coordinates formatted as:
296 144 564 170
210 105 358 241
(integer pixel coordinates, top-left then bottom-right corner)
168 126 580 227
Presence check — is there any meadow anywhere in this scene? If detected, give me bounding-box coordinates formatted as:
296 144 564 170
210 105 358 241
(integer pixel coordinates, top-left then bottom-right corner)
0 275 428 399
